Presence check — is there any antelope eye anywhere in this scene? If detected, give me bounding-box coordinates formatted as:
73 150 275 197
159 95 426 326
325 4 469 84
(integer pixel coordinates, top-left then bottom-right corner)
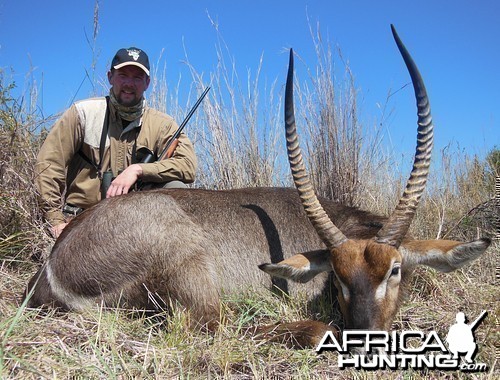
390 266 401 277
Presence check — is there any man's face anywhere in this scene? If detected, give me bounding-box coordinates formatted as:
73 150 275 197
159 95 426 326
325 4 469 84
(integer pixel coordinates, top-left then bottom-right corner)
108 66 150 107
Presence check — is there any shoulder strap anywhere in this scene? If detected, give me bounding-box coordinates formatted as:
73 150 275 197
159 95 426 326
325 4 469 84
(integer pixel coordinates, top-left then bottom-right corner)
77 96 110 179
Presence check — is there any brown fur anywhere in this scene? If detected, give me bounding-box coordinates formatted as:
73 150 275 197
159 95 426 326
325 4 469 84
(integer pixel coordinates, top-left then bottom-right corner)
24 187 385 328
260 234 490 334
24 187 490 342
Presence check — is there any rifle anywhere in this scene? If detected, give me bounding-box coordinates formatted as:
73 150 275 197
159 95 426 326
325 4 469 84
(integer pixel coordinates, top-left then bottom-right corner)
132 86 210 191
102 87 210 194
137 86 211 163
469 310 488 331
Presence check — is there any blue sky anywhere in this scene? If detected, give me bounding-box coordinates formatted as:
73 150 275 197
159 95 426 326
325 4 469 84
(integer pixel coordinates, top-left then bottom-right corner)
1 0 498 159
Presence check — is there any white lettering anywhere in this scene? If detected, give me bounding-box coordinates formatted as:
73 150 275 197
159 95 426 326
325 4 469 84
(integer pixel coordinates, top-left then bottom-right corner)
315 330 343 353
315 329 485 372
422 331 447 352
365 331 390 353
400 331 425 352
338 354 359 368
342 331 367 351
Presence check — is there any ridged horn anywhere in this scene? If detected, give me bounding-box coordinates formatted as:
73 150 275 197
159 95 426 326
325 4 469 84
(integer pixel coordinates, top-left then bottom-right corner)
375 25 434 248
285 48 348 249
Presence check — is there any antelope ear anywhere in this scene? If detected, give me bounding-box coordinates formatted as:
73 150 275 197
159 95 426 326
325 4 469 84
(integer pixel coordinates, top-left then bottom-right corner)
399 238 491 272
258 250 331 283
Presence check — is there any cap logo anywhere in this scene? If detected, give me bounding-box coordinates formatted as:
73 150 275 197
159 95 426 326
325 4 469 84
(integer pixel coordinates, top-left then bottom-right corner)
127 49 141 61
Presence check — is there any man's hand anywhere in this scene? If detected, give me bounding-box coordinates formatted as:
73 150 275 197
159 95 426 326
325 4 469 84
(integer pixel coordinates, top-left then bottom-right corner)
106 164 143 198
50 222 69 239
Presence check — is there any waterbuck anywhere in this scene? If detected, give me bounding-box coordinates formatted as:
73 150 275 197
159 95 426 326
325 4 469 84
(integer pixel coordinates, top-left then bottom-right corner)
25 26 490 343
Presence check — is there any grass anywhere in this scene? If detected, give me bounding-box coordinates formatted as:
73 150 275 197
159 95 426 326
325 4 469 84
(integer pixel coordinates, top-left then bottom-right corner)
1 256 498 378
1 18 499 379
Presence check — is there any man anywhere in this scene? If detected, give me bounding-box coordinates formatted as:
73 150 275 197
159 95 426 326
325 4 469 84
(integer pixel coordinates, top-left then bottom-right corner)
446 312 478 363
35 47 197 238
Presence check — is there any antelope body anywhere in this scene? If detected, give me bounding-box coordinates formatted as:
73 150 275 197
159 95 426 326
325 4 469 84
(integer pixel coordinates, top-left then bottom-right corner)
25 26 490 340
26 187 387 325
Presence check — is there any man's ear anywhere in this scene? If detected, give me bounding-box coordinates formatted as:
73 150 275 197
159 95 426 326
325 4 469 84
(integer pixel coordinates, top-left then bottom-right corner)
399 238 491 272
258 250 331 283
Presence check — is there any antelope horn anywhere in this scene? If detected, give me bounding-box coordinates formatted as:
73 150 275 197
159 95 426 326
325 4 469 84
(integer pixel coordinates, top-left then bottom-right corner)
285 49 348 249
375 25 434 248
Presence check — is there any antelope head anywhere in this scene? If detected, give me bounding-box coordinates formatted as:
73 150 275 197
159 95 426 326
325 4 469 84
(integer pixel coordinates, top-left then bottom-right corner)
259 25 490 331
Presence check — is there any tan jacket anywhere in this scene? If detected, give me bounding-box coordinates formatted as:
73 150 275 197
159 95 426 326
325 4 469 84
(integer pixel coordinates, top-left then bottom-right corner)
35 97 197 225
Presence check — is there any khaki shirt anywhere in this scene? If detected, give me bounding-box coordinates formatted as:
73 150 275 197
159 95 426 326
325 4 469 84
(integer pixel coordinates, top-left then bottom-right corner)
35 97 197 225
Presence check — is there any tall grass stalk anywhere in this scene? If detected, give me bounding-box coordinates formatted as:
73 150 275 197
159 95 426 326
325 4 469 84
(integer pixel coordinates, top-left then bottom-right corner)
184 19 285 189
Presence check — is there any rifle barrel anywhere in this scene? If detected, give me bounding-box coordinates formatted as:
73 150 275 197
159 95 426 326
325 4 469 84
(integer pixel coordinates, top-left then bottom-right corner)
470 310 487 331
158 86 211 160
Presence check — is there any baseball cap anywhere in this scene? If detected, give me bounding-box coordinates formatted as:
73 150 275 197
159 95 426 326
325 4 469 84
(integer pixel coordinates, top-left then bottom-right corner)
111 47 150 76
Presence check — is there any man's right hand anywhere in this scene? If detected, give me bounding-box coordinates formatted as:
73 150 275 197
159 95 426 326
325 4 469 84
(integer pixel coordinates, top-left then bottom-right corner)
106 164 143 198
50 222 68 239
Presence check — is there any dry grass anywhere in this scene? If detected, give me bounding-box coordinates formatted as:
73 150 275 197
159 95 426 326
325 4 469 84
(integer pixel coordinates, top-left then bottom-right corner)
1 22 499 379
1 249 498 379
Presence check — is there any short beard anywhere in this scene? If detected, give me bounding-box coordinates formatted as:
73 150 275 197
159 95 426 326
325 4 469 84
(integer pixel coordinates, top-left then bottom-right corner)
109 89 145 121
115 91 140 107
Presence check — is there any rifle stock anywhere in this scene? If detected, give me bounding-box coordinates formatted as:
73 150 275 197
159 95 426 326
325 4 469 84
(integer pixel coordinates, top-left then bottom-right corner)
164 139 179 159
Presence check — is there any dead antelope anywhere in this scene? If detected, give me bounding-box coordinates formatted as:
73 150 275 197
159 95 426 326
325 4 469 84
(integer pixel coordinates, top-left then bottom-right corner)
25 26 490 343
